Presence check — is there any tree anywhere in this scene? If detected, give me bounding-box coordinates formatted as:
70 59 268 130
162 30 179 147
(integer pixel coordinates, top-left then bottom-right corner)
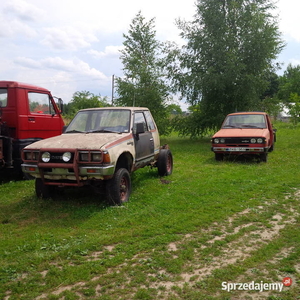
166 104 183 115
65 91 109 118
288 93 300 124
115 11 172 135
259 72 281 118
167 0 284 136
277 64 300 103
276 64 300 122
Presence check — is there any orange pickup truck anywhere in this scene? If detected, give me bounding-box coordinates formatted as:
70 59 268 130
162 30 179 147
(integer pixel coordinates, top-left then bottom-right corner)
211 112 276 162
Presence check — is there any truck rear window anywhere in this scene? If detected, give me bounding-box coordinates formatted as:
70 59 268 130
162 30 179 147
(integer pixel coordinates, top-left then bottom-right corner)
0 89 8 107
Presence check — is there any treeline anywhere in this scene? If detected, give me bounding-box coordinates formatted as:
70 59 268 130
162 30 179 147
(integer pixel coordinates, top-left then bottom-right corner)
64 1 300 136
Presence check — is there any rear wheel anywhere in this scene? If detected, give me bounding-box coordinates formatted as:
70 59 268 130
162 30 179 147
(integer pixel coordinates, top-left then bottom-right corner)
157 149 173 176
106 168 131 205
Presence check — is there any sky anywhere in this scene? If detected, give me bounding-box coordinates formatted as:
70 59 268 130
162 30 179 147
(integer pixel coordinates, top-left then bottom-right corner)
1 0 299 109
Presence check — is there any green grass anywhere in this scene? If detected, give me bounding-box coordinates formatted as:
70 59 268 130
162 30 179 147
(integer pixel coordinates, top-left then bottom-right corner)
0 121 300 300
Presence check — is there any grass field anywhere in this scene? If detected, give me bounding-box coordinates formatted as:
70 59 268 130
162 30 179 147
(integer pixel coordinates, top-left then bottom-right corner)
0 121 299 300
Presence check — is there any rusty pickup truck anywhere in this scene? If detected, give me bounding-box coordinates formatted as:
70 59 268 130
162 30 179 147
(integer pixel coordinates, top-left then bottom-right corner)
22 107 173 204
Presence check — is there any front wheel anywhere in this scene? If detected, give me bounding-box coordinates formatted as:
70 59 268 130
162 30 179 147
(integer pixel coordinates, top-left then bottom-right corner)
260 153 268 162
157 149 173 176
269 143 275 152
35 178 55 199
106 168 131 205
215 153 224 161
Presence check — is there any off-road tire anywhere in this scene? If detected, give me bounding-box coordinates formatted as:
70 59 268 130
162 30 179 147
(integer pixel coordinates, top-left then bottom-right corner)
157 149 173 177
35 178 55 199
106 168 131 205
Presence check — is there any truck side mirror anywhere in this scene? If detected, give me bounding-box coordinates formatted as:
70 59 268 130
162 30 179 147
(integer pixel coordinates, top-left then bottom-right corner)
58 98 63 114
134 122 145 140
136 122 145 134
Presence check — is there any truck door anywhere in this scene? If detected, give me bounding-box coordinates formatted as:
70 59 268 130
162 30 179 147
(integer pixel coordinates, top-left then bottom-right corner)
265 114 275 146
27 91 63 139
134 111 154 163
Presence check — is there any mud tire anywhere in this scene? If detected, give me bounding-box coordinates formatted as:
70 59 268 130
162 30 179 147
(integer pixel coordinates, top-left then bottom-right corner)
106 168 131 205
157 149 173 177
35 178 55 199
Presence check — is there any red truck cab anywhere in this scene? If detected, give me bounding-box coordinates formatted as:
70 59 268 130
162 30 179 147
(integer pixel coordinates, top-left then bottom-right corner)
0 81 64 174
211 112 276 162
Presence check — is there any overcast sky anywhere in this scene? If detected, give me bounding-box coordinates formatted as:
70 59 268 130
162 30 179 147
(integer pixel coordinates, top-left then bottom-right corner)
0 0 299 107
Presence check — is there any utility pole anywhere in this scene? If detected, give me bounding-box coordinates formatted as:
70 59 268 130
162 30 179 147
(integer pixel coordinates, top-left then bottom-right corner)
111 74 115 106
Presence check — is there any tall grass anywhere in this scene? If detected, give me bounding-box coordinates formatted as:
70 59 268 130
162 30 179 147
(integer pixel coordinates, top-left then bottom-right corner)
0 121 299 299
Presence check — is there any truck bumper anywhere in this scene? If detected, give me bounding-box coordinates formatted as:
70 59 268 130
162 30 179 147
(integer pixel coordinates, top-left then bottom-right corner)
212 146 267 153
21 163 115 184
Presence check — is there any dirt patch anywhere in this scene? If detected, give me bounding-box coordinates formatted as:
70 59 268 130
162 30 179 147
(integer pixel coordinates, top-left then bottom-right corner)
31 192 299 300
87 245 115 261
154 211 297 292
35 282 85 300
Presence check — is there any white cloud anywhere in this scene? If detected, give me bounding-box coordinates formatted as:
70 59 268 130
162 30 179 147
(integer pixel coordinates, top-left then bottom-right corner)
14 56 108 81
276 0 300 42
88 46 123 59
0 18 37 38
4 0 44 22
14 57 41 69
289 59 300 67
0 0 44 38
41 27 98 50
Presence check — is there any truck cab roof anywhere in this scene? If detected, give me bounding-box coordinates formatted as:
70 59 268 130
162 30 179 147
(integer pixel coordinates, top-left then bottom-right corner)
0 81 50 92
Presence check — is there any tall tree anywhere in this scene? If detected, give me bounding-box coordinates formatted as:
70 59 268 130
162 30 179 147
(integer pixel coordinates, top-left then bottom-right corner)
115 11 171 135
168 0 284 136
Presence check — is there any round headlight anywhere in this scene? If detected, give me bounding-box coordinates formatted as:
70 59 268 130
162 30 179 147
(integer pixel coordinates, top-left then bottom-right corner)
250 138 256 143
62 152 72 162
214 138 220 144
220 138 225 143
257 138 263 143
41 152 51 163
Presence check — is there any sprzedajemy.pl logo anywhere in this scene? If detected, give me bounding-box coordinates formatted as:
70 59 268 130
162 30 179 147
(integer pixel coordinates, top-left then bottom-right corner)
222 277 292 293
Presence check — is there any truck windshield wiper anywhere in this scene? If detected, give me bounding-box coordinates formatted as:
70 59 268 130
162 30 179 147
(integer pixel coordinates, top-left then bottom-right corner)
87 129 121 134
65 130 83 133
241 124 261 128
222 125 239 128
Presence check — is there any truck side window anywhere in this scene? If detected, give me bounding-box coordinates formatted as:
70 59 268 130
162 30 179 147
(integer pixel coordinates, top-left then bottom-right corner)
134 112 147 132
144 110 156 130
0 89 8 107
28 92 55 115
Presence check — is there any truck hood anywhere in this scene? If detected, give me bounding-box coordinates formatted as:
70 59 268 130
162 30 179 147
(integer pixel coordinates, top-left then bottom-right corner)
25 132 133 150
212 128 270 138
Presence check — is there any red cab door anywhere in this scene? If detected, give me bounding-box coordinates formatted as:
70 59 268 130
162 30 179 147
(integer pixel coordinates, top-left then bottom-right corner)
27 91 63 139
